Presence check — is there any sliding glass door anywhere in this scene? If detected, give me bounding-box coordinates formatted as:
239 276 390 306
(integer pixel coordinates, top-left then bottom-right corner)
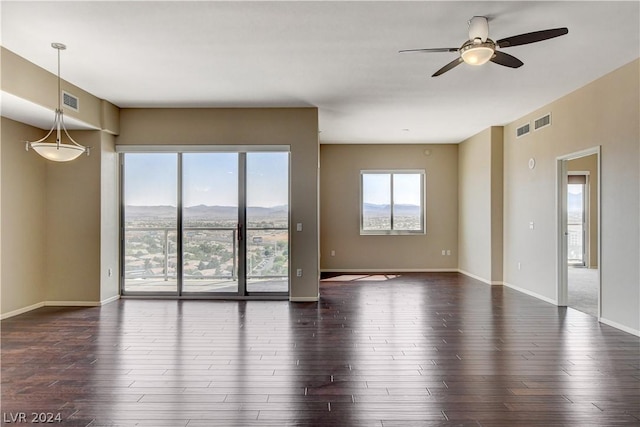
122 153 178 294
246 153 289 292
182 153 240 294
121 149 289 297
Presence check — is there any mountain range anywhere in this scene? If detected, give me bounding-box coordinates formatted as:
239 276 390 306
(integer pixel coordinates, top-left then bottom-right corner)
126 204 288 219
363 203 420 216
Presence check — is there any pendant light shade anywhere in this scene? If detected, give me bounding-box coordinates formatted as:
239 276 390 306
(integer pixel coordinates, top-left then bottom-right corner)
30 142 86 162
25 43 89 162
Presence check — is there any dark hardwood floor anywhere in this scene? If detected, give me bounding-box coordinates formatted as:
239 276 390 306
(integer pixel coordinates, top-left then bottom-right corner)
2 273 639 426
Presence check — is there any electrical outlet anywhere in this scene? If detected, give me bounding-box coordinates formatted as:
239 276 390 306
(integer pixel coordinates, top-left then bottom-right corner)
442 250 446 256
330 250 335 256
296 268 303 277
446 250 451 256
297 223 303 232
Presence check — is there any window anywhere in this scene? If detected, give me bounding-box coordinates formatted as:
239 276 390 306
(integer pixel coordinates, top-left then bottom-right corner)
360 170 425 235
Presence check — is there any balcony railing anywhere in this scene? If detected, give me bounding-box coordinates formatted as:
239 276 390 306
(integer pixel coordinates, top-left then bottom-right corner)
123 226 288 282
567 223 584 263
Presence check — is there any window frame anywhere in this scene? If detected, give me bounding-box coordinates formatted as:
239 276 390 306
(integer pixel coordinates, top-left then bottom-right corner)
359 169 426 235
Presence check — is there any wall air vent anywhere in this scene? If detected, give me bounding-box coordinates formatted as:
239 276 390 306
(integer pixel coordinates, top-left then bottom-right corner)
516 123 530 138
534 113 551 131
62 91 79 112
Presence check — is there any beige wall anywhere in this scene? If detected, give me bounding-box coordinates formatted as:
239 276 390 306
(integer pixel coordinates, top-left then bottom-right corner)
490 128 504 283
100 132 119 302
1 47 119 130
1 118 48 314
0 46 132 315
503 59 639 332
458 127 503 284
1 120 119 315
117 108 319 300
320 144 458 271
567 154 598 268
45 130 102 302
101 100 120 135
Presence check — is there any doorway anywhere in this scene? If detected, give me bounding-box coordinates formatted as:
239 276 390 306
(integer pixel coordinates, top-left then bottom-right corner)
120 149 290 298
557 148 600 317
567 173 588 266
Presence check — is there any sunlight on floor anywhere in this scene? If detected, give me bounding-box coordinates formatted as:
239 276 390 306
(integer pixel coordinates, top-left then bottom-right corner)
568 267 598 317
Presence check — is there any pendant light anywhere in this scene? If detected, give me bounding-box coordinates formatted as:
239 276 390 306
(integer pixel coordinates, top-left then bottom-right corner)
25 43 89 162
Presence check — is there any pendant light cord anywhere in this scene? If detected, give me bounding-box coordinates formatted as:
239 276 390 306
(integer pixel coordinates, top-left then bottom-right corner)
57 46 62 111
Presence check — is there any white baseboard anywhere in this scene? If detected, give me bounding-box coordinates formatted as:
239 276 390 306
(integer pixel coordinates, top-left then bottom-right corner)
44 301 101 307
100 295 120 305
458 269 503 286
0 301 45 320
1 296 121 320
290 296 319 302
502 281 557 305
599 317 640 337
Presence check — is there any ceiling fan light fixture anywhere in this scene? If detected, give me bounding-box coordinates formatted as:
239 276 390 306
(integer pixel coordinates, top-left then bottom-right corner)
460 41 495 65
400 17 567 77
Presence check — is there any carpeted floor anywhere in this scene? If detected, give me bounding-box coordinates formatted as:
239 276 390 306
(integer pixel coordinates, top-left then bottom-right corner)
568 267 599 317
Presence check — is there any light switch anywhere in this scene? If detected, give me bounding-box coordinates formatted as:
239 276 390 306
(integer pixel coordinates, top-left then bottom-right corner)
296 223 303 232
529 221 535 230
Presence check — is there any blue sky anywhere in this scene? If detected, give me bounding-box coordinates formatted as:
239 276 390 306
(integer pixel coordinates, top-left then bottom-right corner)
362 173 422 206
124 152 288 207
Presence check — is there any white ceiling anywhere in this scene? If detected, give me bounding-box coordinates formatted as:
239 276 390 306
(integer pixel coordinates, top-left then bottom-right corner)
1 1 638 144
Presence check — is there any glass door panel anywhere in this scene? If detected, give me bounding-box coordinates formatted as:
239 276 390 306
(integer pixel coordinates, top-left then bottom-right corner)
182 153 239 294
567 183 585 265
246 152 289 293
123 153 178 294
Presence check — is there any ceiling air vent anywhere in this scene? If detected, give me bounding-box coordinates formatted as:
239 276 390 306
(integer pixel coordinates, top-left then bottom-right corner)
62 91 79 112
534 113 551 131
516 123 530 138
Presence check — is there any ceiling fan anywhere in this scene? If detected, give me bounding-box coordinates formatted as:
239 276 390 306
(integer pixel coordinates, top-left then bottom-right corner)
400 16 568 77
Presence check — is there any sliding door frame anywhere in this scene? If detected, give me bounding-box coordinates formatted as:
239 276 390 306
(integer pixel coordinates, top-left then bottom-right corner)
118 145 290 300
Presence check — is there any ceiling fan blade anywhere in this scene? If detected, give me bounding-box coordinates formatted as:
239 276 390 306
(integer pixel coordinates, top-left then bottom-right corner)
490 51 524 68
399 48 458 53
432 57 463 77
497 27 568 48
